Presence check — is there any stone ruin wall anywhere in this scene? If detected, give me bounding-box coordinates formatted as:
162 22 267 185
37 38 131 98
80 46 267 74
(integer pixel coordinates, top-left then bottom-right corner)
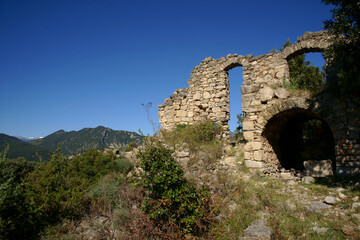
158 31 360 175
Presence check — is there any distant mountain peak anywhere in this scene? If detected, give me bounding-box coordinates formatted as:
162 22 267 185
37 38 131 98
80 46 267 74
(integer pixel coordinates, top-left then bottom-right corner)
95 125 111 131
30 126 143 155
14 136 43 142
55 129 66 133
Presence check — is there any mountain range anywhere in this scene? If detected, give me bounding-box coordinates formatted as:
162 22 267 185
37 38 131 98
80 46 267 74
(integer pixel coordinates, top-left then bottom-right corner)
0 126 143 161
15 136 43 142
0 134 52 161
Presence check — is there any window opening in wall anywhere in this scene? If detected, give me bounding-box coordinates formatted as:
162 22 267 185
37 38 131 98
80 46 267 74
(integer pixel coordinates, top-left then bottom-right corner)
227 67 243 141
286 51 326 92
305 52 325 70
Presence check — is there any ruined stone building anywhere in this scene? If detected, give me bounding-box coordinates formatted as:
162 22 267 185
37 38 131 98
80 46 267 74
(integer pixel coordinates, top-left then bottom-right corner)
158 31 360 176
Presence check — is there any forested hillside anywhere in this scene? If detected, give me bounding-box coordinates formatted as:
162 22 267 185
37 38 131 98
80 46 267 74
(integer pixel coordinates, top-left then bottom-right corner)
30 126 143 155
0 134 51 161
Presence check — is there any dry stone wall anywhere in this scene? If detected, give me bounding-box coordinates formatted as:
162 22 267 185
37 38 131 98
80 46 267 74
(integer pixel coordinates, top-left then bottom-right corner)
158 31 360 175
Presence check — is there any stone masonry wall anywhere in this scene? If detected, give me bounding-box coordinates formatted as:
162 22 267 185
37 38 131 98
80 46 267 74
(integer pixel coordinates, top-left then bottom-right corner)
158 31 360 175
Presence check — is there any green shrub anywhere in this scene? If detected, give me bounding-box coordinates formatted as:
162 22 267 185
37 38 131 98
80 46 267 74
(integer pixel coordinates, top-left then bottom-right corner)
23 147 132 237
68 148 120 180
122 142 139 152
0 157 38 239
25 148 91 228
88 173 122 210
114 157 133 173
163 121 221 147
136 143 213 237
0 144 134 239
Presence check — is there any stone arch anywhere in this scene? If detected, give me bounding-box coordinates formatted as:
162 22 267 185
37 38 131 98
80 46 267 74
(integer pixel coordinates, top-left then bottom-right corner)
260 98 311 126
284 46 325 61
280 31 330 61
280 31 330 64
263 106 336 172
223 61 242 72
222 55 250 72
278 31 331 90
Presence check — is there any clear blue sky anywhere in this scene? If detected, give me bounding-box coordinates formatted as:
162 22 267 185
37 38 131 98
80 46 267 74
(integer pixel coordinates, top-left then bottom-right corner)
0 0 332 137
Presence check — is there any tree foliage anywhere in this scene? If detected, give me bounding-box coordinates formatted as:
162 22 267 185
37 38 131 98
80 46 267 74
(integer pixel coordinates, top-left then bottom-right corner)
0 157 37 239
282 39 326 91
234 113 245 142
322 0 360 96
0 146 132 239
25 147 130 227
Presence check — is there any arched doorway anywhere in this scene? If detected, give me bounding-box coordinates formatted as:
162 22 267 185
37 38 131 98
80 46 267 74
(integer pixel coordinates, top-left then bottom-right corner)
263 108 335 171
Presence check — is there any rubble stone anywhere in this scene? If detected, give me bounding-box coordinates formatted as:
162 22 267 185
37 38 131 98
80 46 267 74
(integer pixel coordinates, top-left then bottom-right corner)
242 219 272 240
324 196 336 205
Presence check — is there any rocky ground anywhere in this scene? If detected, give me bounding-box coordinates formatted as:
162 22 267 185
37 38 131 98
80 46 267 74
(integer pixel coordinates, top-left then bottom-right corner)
234 178 360 239
173 143 360 239
58 145 360 239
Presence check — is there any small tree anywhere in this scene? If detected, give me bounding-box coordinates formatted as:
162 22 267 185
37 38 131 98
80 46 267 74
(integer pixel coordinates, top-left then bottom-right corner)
234 113 245 142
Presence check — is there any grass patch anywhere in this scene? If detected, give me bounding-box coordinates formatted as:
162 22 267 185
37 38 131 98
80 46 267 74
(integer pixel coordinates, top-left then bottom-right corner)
160 121 224 166
210 174 351 239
